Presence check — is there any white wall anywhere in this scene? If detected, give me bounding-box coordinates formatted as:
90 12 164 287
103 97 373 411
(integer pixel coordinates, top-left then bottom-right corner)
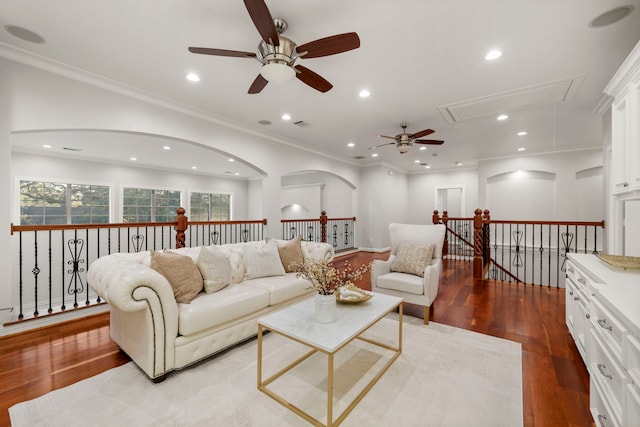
407 168 479 221
11 152 250 221
478 149 604 221
358 165 409 249
281 171 353 218
0 66 11 324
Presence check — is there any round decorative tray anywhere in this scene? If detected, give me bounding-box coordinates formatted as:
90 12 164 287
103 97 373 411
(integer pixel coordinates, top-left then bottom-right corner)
596 254 640 270
335 284 373 304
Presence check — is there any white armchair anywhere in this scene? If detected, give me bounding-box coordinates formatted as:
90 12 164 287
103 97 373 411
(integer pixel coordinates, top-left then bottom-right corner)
371 223 446 324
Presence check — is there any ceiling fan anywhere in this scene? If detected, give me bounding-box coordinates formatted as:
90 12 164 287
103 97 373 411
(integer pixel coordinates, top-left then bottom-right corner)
369 123 445 154
188 0 360 94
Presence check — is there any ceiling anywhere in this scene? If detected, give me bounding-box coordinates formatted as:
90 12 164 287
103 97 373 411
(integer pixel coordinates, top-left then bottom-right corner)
2 0 640 177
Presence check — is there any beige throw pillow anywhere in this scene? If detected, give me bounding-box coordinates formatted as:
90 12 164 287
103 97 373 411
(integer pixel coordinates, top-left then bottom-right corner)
391 241 436 278
276 236 304 272
150 250 203 303
245 241 287 279
197 246 232 293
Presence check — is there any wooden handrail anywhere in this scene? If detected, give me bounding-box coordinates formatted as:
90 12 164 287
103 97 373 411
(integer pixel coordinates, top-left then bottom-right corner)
486 219 605 227
11 221 177 234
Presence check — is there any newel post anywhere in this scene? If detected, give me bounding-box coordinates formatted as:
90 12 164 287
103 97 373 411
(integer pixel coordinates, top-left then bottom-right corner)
432 210 440 224
483 210 491 268
320 210 328 243
175 207 188 248
473 208 483 280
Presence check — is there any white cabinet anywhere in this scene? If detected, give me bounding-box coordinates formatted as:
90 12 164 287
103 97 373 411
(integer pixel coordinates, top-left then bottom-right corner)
567 254 640 427
605 41 640 195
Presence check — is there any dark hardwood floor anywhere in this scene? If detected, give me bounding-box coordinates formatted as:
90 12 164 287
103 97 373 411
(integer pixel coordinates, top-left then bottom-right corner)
0 252 592 427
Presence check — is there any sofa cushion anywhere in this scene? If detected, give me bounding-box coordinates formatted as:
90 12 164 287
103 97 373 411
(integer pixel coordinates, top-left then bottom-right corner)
376 271 425 295
241 273 311 305
391 241 435 277
244 241 286 279
276 236 304 272
150 250 203 303
197 246 232 293
177 284 270 336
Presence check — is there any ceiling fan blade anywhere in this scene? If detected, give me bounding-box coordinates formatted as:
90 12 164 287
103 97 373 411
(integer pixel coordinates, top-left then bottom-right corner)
409 129 435 139
368 142 395 149
243 0 279 46
296 32 361 59
294 65 333 93
414 139 445 145
248 74 268 94
377 134 398 140
188 47 256 58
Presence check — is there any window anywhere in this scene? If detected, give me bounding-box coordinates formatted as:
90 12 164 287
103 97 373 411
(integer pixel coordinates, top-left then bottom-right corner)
190 192 231 221
122 187 181 222
19 180 110 225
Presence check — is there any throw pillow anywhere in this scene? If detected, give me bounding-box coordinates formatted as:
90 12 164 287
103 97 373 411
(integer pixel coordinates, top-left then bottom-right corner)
150 250 203 303
276 235 304 272
244 241 287 279
391 241 436 278
197 246 232 293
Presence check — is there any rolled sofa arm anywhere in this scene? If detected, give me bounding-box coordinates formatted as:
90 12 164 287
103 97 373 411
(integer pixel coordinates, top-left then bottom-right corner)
301 241 335 262
88 254 179 380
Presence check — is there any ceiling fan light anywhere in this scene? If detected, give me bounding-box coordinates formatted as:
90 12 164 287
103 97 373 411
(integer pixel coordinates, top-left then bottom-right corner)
260 63 295 83
398 145 411 154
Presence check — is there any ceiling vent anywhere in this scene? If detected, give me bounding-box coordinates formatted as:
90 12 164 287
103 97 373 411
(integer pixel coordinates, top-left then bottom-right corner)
352 155 366 159
293 120 310 127
62 147 82 152
438 75 584 124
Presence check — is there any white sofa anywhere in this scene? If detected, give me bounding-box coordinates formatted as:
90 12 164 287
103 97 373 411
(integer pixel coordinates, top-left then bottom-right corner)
88 239 334 381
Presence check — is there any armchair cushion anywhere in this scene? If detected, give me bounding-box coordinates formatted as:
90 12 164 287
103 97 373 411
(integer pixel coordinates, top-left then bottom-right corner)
376 271 424 295
391 242 435 277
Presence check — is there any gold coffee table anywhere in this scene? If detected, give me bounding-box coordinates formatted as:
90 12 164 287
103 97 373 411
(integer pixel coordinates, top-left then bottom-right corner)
257 292 403 426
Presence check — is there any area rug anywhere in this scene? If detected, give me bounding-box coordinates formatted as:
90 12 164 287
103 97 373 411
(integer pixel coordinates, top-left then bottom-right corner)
9 315 523 427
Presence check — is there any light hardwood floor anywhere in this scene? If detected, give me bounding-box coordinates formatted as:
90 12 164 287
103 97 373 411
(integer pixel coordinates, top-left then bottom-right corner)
0 252 592 427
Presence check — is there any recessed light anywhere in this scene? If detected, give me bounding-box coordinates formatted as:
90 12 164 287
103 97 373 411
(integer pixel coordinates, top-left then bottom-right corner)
497 114 509 121
186 73 200 82
424 165 431 169
589 6 634 28
4 25 45 44
191 166 198 170
163 146 171 150
518 147 526 152
419 146 427 151
228 158 235 162
235 172 240 176
130 157 137 161
455 161 462 166
42 144 52 149
414 160 420 163
281 113 291 121
359 89 371 98
485 49 502 60
517 131 527 136
371 152 378 158
347 142 355 148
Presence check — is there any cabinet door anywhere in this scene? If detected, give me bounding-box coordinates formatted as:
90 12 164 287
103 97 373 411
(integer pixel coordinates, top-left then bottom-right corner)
611 95 629 191
628 79 640 188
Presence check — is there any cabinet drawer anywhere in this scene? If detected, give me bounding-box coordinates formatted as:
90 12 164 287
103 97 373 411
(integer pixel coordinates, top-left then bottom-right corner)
589 329 629 416
626 383 640 427
591 297 627 362
591 375 622 427
566 261 588 290
624 334 640 385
